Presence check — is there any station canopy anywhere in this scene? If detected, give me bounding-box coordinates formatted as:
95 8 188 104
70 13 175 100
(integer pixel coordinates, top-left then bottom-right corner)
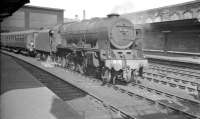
0 0 29 21
143 19 200 31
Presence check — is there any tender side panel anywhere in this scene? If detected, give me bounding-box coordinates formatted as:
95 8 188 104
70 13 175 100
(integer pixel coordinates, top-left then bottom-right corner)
35 31 51 52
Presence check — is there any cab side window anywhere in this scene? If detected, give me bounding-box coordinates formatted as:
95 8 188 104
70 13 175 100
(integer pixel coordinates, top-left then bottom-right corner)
135 29 142 39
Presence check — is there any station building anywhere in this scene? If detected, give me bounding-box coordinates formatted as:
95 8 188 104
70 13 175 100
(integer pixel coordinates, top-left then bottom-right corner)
122 0 200 54
1 5 64 32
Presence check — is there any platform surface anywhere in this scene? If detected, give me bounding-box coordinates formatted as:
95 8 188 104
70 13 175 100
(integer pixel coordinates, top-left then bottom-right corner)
3 51 192 119
145 54 200 64
0 53 82 119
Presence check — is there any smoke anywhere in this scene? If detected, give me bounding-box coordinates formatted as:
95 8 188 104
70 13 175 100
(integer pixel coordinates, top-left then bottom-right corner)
111 1 134 14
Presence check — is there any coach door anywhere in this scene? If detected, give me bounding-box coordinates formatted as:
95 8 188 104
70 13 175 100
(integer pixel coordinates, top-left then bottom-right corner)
26 33 35 50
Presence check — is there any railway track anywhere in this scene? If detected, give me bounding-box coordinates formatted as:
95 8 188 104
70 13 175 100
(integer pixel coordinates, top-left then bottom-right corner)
148 58 200 70
2 50 200 119
149 63 200 79
142 63 200 95
62 70 200 119
79 73 200 119
142 71 199 93
56 67 200 118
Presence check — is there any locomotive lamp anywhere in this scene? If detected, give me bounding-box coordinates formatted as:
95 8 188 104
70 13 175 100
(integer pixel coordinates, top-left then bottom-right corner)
30 42 34 48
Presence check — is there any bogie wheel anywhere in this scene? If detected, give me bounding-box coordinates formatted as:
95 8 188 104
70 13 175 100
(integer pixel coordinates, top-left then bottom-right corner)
39 53 42 60
61 57 66 68
101 68 111 83
29 52 36 57
76 64 85 74
69 61 76 71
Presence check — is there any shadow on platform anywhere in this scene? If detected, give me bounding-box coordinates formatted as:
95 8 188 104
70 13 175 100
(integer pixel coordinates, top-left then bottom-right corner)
0 53 43 95
50 97 83 119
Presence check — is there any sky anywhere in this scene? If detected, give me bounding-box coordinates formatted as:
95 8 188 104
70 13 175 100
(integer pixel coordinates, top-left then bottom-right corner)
27 0 194 19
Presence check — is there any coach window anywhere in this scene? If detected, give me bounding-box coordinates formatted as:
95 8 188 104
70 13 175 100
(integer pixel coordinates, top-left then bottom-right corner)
183 11 193 19
16 35 18 40
19 35 21 40
20 34 24 41
20 35 22 41
21 35 23 41
24 34 26 41
136 29 142 39
170 13 180 20
154 16 161 22
146 18 153 23
21 34 24 41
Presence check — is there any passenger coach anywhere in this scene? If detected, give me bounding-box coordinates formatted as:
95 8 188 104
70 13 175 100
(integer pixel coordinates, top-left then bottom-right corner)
1 30 37 56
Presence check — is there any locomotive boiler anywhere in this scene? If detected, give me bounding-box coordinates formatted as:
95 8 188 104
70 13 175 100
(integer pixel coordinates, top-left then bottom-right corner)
53 14 148 83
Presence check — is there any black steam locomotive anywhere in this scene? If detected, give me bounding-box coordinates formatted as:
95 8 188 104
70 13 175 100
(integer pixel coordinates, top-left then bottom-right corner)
1 14 148 84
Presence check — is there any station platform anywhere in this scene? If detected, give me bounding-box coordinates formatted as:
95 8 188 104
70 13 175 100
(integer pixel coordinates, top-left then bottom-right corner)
0 53 82 119
3 51 193 119
145 54 200 65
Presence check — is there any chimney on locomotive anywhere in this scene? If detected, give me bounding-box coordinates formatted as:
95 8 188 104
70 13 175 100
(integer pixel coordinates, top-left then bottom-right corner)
107 13 120 18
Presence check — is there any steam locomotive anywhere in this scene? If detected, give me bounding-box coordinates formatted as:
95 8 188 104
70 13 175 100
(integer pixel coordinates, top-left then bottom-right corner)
1 14 148 84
